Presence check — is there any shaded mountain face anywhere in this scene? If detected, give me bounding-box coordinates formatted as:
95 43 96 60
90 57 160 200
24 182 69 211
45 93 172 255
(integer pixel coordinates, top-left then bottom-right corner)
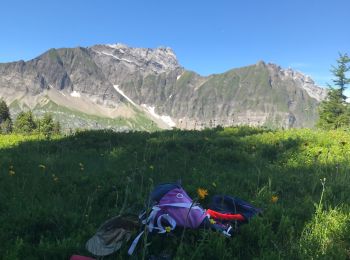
0 43 327 130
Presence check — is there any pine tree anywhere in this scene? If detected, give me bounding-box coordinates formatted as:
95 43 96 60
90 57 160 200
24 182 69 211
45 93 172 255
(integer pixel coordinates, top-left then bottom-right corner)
0 119 13 134
53 120 61 134
14 111 37 134
39 113 60 138
0 99 11 123
331 53 350 96
0 100 12 133
317 53 350 129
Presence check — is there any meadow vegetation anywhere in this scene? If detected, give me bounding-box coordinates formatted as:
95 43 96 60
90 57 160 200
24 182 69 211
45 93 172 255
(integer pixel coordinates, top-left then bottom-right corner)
0 127 349 259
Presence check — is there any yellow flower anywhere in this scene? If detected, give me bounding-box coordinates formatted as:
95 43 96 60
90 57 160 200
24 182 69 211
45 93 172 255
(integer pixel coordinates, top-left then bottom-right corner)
271 195 278 203
209 218 216 224
165 226 171 233
197 188 208 200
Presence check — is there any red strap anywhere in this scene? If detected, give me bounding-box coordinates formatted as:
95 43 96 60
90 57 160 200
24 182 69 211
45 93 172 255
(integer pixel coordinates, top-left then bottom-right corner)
206 209 245 221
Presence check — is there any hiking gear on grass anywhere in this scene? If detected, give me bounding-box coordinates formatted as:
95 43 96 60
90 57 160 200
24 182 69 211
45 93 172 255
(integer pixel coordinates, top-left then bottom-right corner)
145 183 208 230
84 183 262 257
206 209 245 221
208 195 262 223
86 214 138 256
128 183 207 255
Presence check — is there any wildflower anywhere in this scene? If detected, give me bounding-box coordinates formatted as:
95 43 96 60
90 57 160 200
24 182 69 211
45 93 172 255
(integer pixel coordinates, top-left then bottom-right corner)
271 195 278 203
79 163 84 171
197 188 208 200
9 170 15 176
52 174 59 182
209 218 216 224
38 164 46 170
165 226 171 233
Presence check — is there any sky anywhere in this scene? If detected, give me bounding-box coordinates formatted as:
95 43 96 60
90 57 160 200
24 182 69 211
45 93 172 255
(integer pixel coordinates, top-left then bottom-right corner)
0 0 349 90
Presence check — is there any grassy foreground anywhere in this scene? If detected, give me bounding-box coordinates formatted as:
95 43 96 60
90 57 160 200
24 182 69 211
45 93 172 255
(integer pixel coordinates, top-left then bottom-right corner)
0 127 349 259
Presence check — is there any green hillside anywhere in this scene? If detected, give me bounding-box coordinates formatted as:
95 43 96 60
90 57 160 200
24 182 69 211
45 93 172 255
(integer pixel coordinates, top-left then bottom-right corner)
9 99 160 132
0 127 349 259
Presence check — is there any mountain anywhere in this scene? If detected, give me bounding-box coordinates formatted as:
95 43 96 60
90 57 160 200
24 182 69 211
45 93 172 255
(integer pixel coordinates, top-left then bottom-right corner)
0 43 327 131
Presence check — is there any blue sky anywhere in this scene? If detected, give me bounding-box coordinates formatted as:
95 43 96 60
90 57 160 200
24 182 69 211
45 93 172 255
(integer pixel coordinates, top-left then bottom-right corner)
1 0 349 88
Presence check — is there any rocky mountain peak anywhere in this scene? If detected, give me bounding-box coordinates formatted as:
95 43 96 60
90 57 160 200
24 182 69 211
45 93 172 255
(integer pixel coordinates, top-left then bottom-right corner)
256 60 266 67
0 44 330 130
89 43 181 74
265 62 327 101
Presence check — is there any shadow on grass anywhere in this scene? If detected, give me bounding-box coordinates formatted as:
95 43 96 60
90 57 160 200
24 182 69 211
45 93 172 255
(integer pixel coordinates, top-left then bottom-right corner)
0 127 349 259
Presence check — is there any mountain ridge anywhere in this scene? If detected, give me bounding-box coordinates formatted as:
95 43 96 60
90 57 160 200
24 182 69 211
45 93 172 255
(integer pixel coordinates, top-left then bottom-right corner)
0 43 327 130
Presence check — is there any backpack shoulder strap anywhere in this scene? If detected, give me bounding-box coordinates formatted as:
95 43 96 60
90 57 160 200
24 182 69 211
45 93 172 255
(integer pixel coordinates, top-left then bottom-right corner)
128 205 177 255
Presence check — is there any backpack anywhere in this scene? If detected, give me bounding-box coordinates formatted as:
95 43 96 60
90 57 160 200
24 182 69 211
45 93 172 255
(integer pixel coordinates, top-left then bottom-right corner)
128 184 262 255
128 183 208 255
208 195 262 223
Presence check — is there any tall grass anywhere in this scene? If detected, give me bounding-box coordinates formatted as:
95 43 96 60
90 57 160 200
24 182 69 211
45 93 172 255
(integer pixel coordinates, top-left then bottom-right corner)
0 127 349 259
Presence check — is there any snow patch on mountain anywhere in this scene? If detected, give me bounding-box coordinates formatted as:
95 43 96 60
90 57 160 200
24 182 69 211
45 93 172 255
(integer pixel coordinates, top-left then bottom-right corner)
113 85 137 106
141 104 176 127
70 91 81 98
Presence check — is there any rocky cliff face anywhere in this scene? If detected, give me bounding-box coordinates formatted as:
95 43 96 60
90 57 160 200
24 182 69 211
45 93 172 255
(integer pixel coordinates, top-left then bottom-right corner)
0 43 327 130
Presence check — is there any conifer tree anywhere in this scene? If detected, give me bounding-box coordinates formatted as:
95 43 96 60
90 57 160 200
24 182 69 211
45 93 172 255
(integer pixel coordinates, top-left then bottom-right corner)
14 111 37 134
317 53 350 129
0 99 11 123
39 113 60 138
0 99 12 133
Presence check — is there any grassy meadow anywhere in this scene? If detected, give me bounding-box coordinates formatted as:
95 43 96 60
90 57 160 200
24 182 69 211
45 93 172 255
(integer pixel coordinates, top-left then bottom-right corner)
0 127 349 259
